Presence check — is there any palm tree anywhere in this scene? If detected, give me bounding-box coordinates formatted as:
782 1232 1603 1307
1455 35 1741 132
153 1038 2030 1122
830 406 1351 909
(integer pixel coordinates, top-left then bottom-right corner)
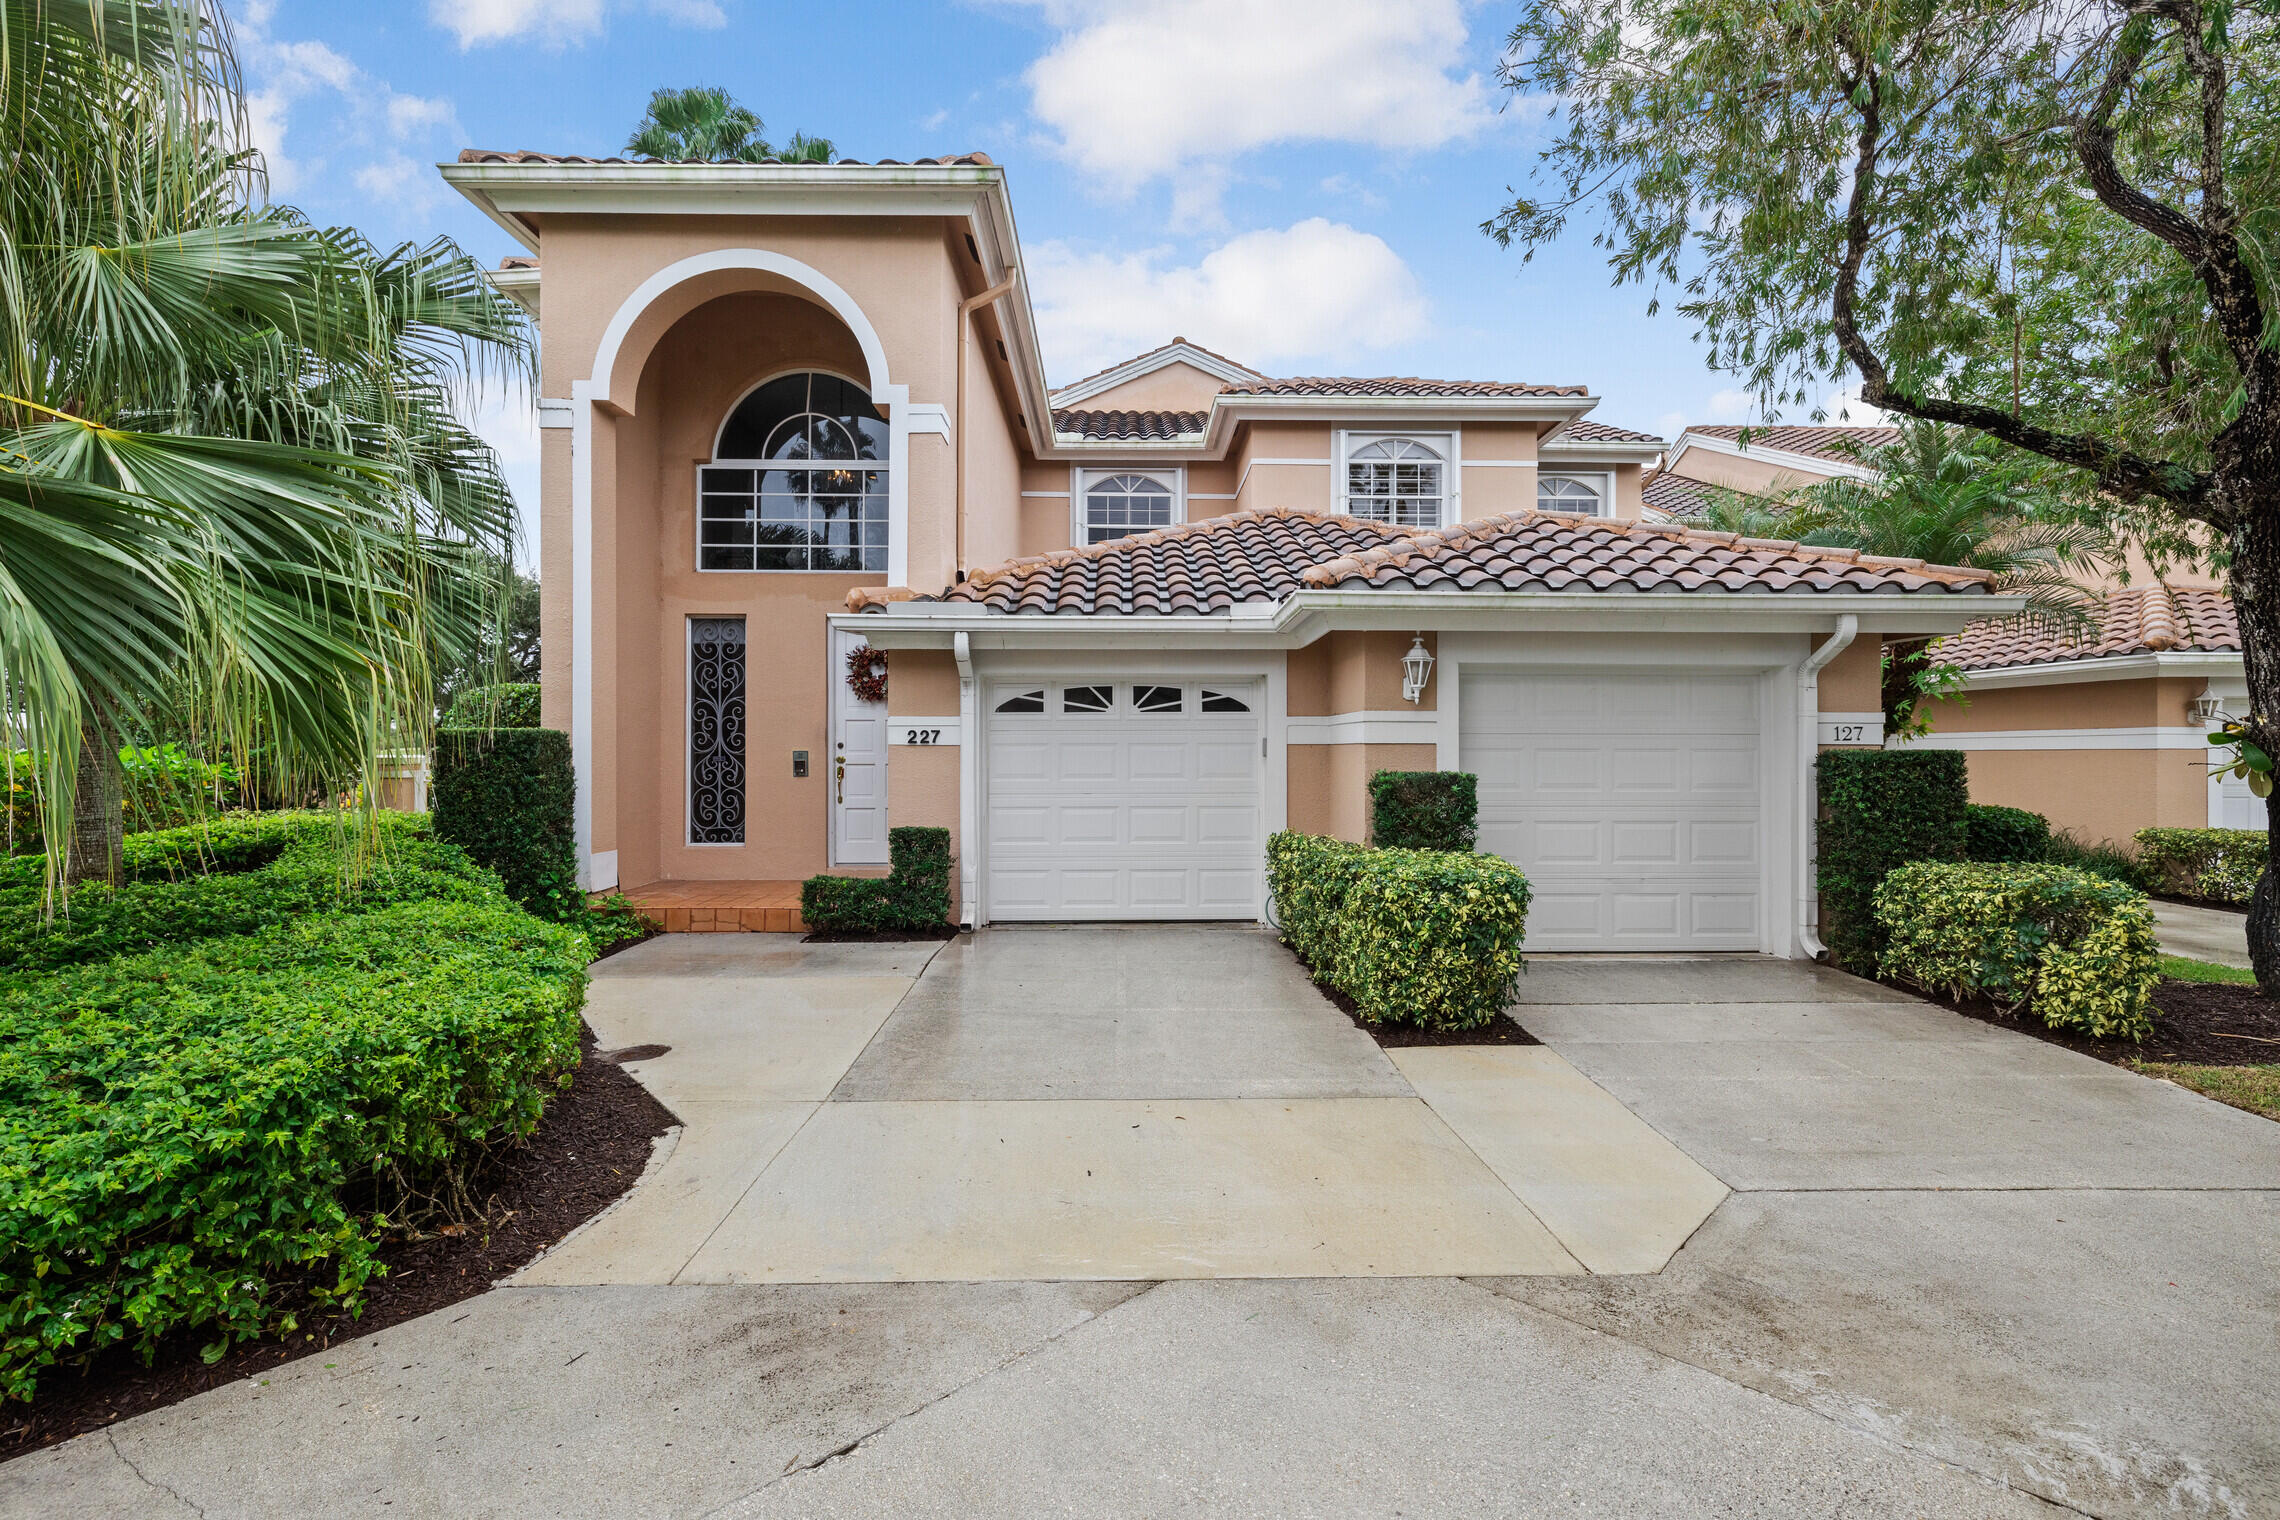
1780 422 2112 735
624 86 836 163
2 0 529 895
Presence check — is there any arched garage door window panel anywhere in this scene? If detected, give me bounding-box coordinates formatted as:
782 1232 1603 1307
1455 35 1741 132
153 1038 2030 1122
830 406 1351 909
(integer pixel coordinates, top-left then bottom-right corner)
698 373 889 571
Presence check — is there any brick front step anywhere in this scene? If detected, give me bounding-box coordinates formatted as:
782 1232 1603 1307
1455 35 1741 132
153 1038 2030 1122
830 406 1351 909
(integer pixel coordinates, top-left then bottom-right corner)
617 881 810 935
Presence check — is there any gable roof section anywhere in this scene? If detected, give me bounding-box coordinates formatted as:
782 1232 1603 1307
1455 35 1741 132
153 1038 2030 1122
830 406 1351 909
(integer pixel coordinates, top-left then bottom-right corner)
910 507 1992 616
1641 469 1718 518
1049 339 1265 406
1050 408 1210 442
1939 584 2239 671
1222 377 1587 398
1686 424 1900 464
1546 419 1664 444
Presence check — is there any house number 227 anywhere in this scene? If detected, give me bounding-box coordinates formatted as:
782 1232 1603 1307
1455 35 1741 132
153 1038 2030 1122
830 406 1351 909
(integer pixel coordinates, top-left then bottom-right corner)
901 728 942 745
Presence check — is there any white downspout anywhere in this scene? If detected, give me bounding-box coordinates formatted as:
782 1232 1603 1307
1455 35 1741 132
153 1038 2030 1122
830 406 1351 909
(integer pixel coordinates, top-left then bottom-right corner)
1797 615 1859 961
955 630 979 927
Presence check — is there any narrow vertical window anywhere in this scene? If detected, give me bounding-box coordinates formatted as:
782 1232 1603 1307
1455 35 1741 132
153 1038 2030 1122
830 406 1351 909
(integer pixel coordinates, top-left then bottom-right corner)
689 616 747 843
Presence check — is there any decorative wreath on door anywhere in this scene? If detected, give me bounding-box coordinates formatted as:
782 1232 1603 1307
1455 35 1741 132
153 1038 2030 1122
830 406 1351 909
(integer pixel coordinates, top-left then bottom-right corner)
845 643 888 703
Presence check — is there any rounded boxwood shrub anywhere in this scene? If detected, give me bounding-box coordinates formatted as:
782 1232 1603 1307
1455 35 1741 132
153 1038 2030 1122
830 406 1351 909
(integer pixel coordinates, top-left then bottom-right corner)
1873 861 2158 1040
1965 803 2052 863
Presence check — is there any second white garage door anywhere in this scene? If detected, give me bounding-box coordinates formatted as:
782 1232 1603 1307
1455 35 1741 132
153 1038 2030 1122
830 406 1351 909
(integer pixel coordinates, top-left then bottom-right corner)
986 680 1263 920
1463 670 1764 951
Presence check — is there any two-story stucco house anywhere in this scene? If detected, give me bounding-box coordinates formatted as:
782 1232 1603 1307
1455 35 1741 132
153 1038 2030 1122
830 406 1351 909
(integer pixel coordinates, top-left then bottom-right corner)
441 150 2014 955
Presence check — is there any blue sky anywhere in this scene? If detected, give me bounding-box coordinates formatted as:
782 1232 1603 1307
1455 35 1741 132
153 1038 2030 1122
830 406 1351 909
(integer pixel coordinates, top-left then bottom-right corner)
241 0 1838 556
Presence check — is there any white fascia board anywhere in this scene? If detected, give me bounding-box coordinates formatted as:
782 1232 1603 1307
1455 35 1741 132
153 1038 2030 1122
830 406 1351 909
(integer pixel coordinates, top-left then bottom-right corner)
1538 440 1667 465
1049 342 1264 407
487 265 540 317
839 589 2025 650
1668 431 1882 483
1957 650 2242 690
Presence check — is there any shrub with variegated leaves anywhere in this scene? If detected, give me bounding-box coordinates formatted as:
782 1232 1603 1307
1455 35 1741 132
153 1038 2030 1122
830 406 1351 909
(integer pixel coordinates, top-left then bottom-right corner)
1873 861 2158 1040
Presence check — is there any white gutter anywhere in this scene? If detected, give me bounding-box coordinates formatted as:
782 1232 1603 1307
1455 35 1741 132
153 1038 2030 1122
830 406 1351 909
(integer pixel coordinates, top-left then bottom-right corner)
1796 615 1859 961
954 630 978 927
1957 649 2240 690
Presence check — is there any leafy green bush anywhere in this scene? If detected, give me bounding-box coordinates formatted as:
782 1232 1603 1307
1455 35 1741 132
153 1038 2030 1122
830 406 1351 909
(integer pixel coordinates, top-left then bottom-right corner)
2134 826 2266 903
2042 829 2153 891
0 826 492 974
0 810 429 907
432 728 578 919
1367 771 1479 851
442 682 543 730
1874 862 2159 1040
0 899 588 1401
801 827 953 932
1817 749 1969 969
1965 803 2051 863
1267 830 1531 1030
3 744 244 850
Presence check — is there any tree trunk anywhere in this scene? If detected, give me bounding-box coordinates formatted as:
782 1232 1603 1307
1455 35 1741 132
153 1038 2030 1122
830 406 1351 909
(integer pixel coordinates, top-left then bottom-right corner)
2232 509 2280 992
64 722 122 891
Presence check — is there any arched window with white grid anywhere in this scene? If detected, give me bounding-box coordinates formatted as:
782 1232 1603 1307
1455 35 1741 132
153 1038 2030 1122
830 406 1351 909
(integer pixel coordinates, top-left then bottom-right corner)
1343 437 1446 528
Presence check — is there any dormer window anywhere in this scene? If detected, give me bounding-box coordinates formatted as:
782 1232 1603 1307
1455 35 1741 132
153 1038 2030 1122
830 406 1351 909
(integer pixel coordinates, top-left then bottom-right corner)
1079 469 1182 545
1342 435 1448 528
1538 474 1609 516
697 372 888 571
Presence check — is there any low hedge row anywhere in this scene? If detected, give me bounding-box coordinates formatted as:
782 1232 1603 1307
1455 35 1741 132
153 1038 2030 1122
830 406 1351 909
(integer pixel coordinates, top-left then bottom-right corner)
1266 831 1531 1030
0 820 493 975
2134 827 2268 904
1367 771 1478 852
1964 804 2052 863
1873 862 2159 1040
0 898 589 1401
802 827 953 932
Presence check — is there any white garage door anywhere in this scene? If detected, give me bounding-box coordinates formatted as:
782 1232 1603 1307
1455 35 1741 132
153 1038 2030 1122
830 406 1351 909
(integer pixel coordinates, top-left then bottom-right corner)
986 680 1263 920
1463 671 1763 951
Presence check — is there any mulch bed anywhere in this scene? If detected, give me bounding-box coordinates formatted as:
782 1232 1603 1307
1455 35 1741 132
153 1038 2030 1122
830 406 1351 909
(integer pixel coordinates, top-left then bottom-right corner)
1282 946 1540 1048
0 1021 677 1459
803 923 962 943
1890 975 2280 1070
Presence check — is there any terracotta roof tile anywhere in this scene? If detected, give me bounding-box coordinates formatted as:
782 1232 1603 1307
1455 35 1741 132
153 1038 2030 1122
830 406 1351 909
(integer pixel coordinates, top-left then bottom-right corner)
898 507 1993 616
1222 377 1587 398
1051 408 1209 441
1938 584 2239 670
1548 419 1664 444
1687 424 1901 464
1640 469 1718 518
454 149 995 167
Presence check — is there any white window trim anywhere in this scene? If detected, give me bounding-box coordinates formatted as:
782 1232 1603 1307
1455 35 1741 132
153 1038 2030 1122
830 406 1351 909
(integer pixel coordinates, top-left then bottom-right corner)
695 367 894 574
1070 465 1187 545
1335 430 1459 527
1535 469 1615 518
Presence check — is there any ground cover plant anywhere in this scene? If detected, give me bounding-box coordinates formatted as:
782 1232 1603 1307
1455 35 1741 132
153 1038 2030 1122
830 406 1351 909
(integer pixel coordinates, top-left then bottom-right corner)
1267 831 1531 1032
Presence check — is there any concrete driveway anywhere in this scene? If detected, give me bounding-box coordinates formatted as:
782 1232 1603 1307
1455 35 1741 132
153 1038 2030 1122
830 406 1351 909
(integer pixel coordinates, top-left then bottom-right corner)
2154 899 2251 967
8 939 2278 1519
528 924 1723 1282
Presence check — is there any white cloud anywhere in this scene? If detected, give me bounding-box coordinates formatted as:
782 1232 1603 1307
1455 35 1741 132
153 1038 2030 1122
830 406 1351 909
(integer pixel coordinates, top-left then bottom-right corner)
239 9 463 207
431 0 723 48
1817 382 1898 426
1028 218 1428 382
1704 387 1754 422
1019 0 1491 195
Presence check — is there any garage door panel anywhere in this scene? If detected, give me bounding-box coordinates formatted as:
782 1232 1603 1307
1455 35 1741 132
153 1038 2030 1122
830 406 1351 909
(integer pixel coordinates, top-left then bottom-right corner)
1463 670 1763 952
987 686 1262 921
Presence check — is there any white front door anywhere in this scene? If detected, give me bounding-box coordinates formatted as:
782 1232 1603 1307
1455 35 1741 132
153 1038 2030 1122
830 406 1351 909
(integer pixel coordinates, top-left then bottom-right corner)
1462 670 1764 951
832 626 889 864
985 680 1262 920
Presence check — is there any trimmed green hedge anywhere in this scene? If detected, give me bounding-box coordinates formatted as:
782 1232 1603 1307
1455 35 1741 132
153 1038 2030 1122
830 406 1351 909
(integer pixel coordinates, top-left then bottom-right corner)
433 728 578 919
801 826 953 932
1874 862 2159 1040
0 898 589 1401
442 682 543 730
0 821 492 975
1267 831 1531 1030
1817 749 1969 969
1368 771 1479 851
2134 827 2268 904
1965 804 2052 863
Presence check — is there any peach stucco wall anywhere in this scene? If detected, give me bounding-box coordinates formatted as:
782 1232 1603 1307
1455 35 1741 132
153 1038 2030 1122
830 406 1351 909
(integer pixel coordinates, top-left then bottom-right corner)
1073 360 1230 412
1287 744 1440 842
1920 676 2210 843
1818 636 1883 715
1666 447 1833 495
1287 632 1438 716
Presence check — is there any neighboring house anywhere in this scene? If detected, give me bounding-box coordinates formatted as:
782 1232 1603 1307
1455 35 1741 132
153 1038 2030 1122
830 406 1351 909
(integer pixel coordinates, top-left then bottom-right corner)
1642 423 1899 521
441 150 2008 954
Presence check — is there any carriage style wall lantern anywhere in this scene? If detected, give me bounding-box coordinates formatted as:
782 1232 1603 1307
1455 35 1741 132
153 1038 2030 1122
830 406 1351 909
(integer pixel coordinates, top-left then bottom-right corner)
1401 635 1435 705
2191 692 2228 724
